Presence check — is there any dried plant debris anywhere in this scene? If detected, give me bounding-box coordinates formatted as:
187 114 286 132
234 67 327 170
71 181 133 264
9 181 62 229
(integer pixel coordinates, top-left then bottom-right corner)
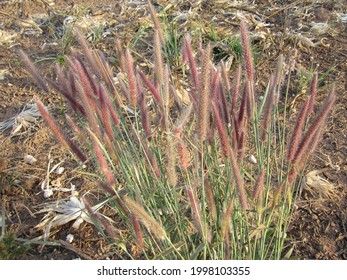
0 102 42 137
39 152 68 198
35 195 111 234
0 30 18 47
0 69 10 80
304 169 337 200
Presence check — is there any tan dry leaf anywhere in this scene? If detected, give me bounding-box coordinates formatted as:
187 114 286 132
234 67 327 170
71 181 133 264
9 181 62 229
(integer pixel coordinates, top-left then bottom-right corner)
304 169 336 199
0 30 17 47
294 34 317 48
175 87 190 105
249 224 266 240
124 196 167 240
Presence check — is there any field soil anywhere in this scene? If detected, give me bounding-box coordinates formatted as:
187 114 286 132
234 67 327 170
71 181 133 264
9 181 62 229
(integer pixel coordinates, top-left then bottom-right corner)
0 0 346 259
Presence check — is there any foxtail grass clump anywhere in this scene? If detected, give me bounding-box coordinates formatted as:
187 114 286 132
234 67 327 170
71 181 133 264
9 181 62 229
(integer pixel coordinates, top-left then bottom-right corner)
21 4 335 259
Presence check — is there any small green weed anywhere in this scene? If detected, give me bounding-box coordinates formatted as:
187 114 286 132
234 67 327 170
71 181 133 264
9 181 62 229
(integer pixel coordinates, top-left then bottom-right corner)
0 211 30 260
0 232 30 260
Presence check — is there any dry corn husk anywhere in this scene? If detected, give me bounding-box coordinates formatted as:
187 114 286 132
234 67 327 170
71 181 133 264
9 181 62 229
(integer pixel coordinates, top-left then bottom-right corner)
304 169 336 199
0 102 42 137
36 195 111 232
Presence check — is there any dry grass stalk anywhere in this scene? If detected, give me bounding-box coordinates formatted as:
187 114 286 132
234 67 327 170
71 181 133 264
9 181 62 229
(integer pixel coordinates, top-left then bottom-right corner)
221 199 234 240
231 64 242 116
72 54 93 89
287 49 298 74
212 101 230 157
103 133 118 167
132 213 145 249
186 186 211 243
117 74 131 102
125 49 138 107
179 141 190 171
137 75 152 141
154 29 164 87
287 97 310 163
307 72 318 115
287 90 335 186
64 53 78 72
299 127 322 169
131 125 161 178
230 65 242 152
245 80 253 119
76 79 102 139
88 128 116 186
19 50 49 92
235 83 250 158
174 131 190 171
102 87 120 127
137 67 163 105
273 54 284 97
55 64 70 94
260 76 275 142
98 180 117 197
83 197 121 240
237 83 248 132
224 229 230 259
204 178 217 223
221 60 231 92
240 21 254 84
293 91 335 167
115 38 126 72
229 147 249 210
147 0 164 43
183 35 199 103
74 62 100 113
218 82 230 125
197 44 211 144
163 64 170 112
237 118 248 161
68 68 77 93
75 31 99 77
252 168 265 200
166 131 177 187
99 85 115 142
288 129 325 187
174 103 193 134
36 100 87 162
287 166 298 187
98 181 130 217
46 75 85 116
231 117 239 154
210 67 221 100
74 54 98 98
272 183 284 209
171 85 184 110
124 196 166 240
94 50 120 106
65 114 84 140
